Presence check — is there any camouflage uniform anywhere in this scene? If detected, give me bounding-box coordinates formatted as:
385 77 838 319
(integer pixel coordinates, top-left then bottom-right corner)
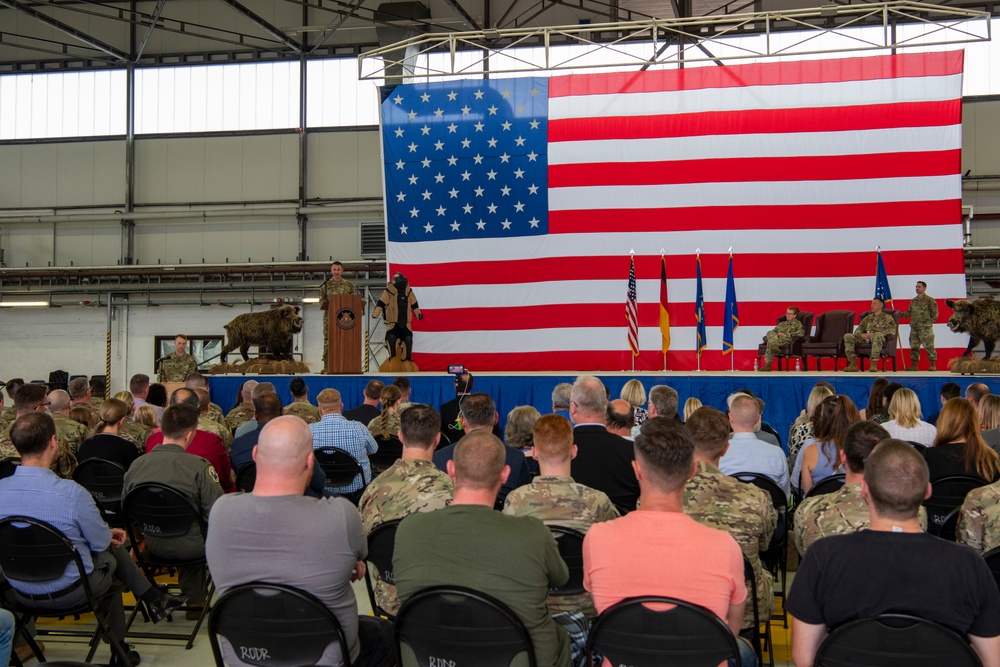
368 413 402 440
320 277 356 373
206 403 227 428
0 422 77 478
52 412 87 456
225 403 256 433
794 482 928 556
761 319 805 368
199 415 232 454
358 458 453 615
1 406 15 425
88 396 105 413
958 480 1000 554
119 419 152 454
282 400 320 424
844 311 897 371
73 400 101 422
901 293 938 369
683 461 776 629
157 352 198 382
503 475 619 617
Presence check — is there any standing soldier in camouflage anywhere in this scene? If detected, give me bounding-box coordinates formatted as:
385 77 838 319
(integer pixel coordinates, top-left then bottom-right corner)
958 478 1000 554
759 306 806 372
282 377 320 424
503 413 618 619
358 404 452 615
113 392 153 453
157 334 198 382
901 281 938 371
843 298 898 372
319 262 355 373
46 390 87 458
683 407 776 630
225 381 257 433
0 384 76 477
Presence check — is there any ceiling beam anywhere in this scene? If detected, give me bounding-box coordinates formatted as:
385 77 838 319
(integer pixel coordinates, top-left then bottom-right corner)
442 0 480 30
133 0 166 61
0 0 128 60
217 0 303 52
306 0 368 54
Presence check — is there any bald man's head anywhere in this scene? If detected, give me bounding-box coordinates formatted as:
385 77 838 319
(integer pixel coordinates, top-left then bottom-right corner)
47 389 71 414
255 416 315 478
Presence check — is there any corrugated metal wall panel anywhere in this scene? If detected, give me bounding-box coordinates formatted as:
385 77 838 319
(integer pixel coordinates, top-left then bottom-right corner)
307 130 383 200
0 141 125 208
3 223 54 267
54 222 122 267
964 99 1000 177
133 216 299 264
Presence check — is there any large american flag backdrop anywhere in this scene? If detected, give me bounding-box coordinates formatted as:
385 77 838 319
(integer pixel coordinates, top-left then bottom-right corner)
380 50 967 372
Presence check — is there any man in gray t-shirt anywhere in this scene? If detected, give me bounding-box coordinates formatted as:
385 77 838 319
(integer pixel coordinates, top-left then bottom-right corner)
205 416 393 667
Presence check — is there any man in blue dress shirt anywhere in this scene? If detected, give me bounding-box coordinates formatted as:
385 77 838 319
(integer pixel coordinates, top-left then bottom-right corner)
311 388 379 503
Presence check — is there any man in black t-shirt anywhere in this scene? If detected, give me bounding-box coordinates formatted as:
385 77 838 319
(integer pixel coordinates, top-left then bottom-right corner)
788 439 1000 667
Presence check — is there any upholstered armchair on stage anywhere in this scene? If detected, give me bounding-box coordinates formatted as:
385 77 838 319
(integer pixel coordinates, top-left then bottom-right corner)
800 310 856 371
854 309 902 372
756 311 814 370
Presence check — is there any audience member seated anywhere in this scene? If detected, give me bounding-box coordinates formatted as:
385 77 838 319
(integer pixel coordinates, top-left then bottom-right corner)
112 392 153 454
583 417 758 667
788 384 834 464
684 407 776 632
793 422 925 555
311 388 379 504
368 385 402 440
859 377 890 421
146 383 167 411
719 394 790 498
282 376 320 424
358 405 453 616
569 376 640 511
439 371 502 442
0 383 76 478
129 373 162 423
146 388 235 492
0 608 13 667
883 388 936 446
683 397 703 422
392 376 412 409
620 379 648 427
68 376 99 421
792 395 861 494
647 384 681 422
133 405 159 430
506 404 541 475
70 405 95 432
872 382 903 426
194 388 232 452
433 392 530 505
551 382 573 422
225 380 257 433
736 389 782 447
924 398 1000 483
234 382 277 439
344 380 384 426
606 399 635 440
183 373 226 428
47 389 87 461
124 403 224 620
77 398 141 470
967 382 992 416
206 416 394 667
959 475 1000 554
0 412 184 666
504 414 618 618
0 378 21 426
980 395 1000 455
395 431 574 667
927 382 961 426
787 439 1000 667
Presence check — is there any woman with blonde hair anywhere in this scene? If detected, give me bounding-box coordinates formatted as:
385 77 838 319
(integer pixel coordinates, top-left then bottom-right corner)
883 388 936 446
925 397 1000 482
980 395 1000 453
76 398 140 469
683 397 702 422
788 384 834 464
134 405 160 430
620 379 648 426
368 385 403 440
795 395 861 493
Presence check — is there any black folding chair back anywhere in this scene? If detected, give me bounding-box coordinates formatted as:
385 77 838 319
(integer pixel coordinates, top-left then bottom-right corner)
370 436 403 473
395 585 537 667
743 554 773 667
924 475 986 537
804 473 846 500
72 458 127 527
0 516 133 665
549 526 586 597
209 582 352 667
314 447 364 490
235 462 257 492
0 456 19 480
587 595 741 667
815 614 981 667
363 519 401 619
983 546 1000 593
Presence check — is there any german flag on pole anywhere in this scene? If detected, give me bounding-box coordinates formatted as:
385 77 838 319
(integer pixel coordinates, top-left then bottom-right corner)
660 255 670 354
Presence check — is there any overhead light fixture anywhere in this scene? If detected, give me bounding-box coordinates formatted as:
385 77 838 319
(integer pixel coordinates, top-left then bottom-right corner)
302 297 320 303
0 301 50 307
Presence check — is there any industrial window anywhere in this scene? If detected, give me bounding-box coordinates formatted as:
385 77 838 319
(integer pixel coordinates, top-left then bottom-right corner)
0 69 127 140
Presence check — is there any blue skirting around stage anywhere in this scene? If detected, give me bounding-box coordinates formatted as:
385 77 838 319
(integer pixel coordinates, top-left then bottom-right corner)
207 373 999 454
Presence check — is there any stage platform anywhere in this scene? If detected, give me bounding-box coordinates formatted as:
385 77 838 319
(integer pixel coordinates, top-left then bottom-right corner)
206 372 999 453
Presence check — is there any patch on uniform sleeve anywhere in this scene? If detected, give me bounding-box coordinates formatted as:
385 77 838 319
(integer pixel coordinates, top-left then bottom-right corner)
208 466 220 484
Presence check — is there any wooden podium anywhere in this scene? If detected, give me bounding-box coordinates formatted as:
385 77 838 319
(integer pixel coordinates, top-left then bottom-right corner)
326 294 363 374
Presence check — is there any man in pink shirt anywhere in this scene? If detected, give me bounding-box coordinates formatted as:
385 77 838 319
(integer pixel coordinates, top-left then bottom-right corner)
583 416 757 666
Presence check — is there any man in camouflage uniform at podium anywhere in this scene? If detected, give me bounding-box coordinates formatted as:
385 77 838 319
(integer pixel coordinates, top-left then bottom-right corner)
758 306 805 372
901 281 938 371
844 298 897 372
158 334 198 382
319 261 355 373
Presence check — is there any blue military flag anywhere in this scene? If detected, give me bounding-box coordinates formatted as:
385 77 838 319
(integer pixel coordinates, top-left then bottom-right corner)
875 251 894 307
723 254 739 355
695 254 707 357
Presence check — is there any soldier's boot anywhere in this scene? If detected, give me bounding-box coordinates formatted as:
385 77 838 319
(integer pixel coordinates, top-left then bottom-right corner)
844 358 859 372
869 364 879 372
759 355 773 372
929 361 937 371
906 351 920 372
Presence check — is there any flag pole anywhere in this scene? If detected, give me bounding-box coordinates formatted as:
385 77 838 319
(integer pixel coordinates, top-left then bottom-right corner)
730 247 735 374
661 249 667 373
630 249 636 373
696 249 701 373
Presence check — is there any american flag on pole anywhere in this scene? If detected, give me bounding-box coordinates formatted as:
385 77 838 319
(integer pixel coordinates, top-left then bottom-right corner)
381 50 967 371
627 255 640 357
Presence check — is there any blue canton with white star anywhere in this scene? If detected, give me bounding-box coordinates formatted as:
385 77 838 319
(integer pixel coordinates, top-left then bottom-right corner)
381 78 548 242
